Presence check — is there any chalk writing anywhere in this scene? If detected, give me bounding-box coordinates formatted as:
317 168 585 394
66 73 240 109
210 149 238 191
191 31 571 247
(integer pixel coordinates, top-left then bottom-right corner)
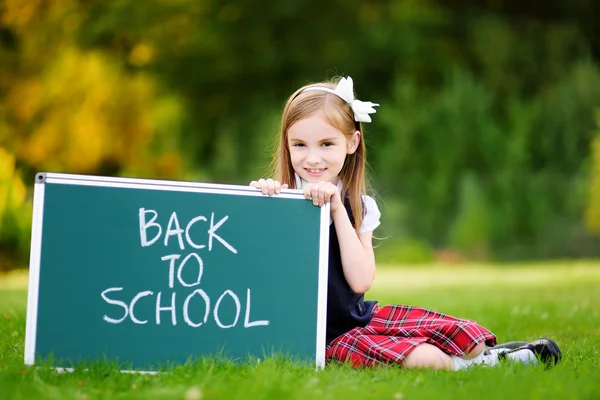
100 208 269 330
138 208 238 254
101 288 269 328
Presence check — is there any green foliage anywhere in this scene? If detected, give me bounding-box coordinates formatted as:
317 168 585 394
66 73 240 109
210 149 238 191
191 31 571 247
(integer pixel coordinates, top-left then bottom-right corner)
448 172 491 258
0 149 32 269
0 0 187 180
376 238 434 265
586 111 600 235
1 0 600 266
375 59 600 261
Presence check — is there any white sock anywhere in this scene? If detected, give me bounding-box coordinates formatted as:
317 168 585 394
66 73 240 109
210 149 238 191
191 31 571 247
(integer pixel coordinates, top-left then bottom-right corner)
502 349 539 365
451 352 499 370
451 348 538 370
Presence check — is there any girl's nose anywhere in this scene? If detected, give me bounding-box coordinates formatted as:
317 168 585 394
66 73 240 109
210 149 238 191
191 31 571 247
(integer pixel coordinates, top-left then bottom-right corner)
306 151 321 165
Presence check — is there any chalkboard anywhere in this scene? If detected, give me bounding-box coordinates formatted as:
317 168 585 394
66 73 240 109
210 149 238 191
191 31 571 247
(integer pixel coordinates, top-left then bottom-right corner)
24 173 329 371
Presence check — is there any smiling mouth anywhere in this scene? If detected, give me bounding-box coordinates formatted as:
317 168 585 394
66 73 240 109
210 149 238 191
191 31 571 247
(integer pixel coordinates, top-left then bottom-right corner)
305 168 326 175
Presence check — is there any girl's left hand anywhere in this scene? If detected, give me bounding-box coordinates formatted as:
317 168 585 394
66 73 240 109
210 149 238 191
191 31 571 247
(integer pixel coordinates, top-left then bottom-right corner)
303 181 343 212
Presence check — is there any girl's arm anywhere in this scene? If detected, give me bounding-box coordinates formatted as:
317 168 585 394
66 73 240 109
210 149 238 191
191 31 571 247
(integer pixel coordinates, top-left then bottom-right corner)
331 207 376 294
305 181 376 294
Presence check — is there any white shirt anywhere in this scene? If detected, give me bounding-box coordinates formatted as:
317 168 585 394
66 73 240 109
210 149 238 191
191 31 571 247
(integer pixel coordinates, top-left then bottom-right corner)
294 174 381 234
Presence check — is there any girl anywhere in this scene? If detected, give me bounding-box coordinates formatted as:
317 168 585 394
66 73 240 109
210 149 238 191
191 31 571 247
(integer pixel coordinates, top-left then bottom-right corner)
250 76 561 370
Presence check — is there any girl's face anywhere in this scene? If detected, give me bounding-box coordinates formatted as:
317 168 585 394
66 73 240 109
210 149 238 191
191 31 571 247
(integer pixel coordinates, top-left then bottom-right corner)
287 114 360 185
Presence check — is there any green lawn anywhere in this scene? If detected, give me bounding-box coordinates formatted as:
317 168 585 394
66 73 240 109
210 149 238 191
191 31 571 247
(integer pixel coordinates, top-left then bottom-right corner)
1 262 599 400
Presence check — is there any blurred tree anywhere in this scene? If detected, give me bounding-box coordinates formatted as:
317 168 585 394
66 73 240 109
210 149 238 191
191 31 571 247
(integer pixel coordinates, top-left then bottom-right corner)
1 0 599 267
442 0 599 60
0 147 31 270
75 0 430 182
586 110 600 235
0 0 188 270
448 172 491 258
0 0 185 181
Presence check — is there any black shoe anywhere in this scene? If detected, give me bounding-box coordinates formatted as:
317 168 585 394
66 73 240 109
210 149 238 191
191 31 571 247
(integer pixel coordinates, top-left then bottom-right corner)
500 338 562 367
485 340 529 355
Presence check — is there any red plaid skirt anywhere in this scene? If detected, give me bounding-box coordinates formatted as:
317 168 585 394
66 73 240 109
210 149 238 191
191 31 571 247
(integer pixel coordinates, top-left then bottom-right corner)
326 304 497 367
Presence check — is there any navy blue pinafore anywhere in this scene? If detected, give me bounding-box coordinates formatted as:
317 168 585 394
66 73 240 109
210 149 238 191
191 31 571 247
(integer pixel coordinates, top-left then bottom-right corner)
326 200 377 344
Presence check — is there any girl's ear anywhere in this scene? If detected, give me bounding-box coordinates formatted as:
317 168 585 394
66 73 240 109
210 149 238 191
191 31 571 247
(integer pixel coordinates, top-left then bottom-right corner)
347 130 361 154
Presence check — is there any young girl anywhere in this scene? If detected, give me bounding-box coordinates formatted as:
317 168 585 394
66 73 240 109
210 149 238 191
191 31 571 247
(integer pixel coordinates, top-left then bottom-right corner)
250 76 562 370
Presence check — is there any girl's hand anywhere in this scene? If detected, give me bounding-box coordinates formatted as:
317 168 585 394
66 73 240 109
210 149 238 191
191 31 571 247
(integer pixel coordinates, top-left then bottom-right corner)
249 178 288 196
303 181 343 212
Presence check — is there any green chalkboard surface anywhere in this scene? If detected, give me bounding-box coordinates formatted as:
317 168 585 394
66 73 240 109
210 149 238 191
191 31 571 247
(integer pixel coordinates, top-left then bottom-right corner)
25 173 329 371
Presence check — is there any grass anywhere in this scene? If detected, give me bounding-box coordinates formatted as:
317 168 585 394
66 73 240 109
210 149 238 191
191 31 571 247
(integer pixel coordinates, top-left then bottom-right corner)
1 261 600 399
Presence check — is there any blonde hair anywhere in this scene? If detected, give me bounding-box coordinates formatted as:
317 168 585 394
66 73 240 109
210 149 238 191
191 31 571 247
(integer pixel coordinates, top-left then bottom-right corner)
270 78 369 234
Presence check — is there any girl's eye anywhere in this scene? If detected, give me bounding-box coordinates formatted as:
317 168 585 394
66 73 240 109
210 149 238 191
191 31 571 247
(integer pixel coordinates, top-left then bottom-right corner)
322 142 333 147
293 143 305 147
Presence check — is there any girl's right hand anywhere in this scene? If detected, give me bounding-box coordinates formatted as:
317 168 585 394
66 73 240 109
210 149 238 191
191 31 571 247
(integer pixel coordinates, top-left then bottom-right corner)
249 178 289 196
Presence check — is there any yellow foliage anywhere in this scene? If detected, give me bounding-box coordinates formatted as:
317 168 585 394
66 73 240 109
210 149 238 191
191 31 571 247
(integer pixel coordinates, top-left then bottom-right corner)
7 79 42 122
1 0 79 31
0 0 185 269
586 110 600 235
130 43 156 67
0 147 28 223
1 0 183 180
0 0 40 27
0 147 32 270
6 46 172 175
0 149 13 216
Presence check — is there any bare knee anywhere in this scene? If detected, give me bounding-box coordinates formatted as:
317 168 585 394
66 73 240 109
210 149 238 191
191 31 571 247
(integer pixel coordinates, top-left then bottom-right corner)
461 342 486 360
403 343 454 370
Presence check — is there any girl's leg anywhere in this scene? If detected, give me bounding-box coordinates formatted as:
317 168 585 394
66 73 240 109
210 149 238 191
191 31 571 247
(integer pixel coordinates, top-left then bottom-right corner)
402 343 454 370
461 342 486 359
403 342 486 370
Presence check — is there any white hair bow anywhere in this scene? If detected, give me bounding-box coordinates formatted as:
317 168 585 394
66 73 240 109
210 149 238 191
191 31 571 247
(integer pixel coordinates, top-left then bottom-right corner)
303 76 380 123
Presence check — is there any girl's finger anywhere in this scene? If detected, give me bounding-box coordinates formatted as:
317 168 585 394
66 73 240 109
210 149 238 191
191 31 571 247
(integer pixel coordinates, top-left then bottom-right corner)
311 187 319 206
304 185 313 200
309 185 319 205
257 178 269 195
321 186 333 207
266 178 276 196
276 182 288 193
323 187 335 206
313 184 325 206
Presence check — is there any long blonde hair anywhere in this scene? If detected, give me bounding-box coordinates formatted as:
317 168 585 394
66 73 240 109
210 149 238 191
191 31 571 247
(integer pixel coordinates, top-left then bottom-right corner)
271 78 368 234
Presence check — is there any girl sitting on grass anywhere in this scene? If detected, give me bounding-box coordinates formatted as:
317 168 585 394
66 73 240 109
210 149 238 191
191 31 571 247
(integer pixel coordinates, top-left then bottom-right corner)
250 76 561 370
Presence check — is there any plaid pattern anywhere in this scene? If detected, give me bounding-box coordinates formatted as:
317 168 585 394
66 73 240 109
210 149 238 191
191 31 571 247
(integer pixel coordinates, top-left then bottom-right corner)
326 304 497 367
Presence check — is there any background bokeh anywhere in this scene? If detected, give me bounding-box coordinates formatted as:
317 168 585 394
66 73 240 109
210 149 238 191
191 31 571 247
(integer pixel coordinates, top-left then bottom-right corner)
1 0 599 270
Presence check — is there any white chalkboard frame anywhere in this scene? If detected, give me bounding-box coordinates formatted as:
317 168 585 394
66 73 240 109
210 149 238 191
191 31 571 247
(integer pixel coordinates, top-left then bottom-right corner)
25 172 331 370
